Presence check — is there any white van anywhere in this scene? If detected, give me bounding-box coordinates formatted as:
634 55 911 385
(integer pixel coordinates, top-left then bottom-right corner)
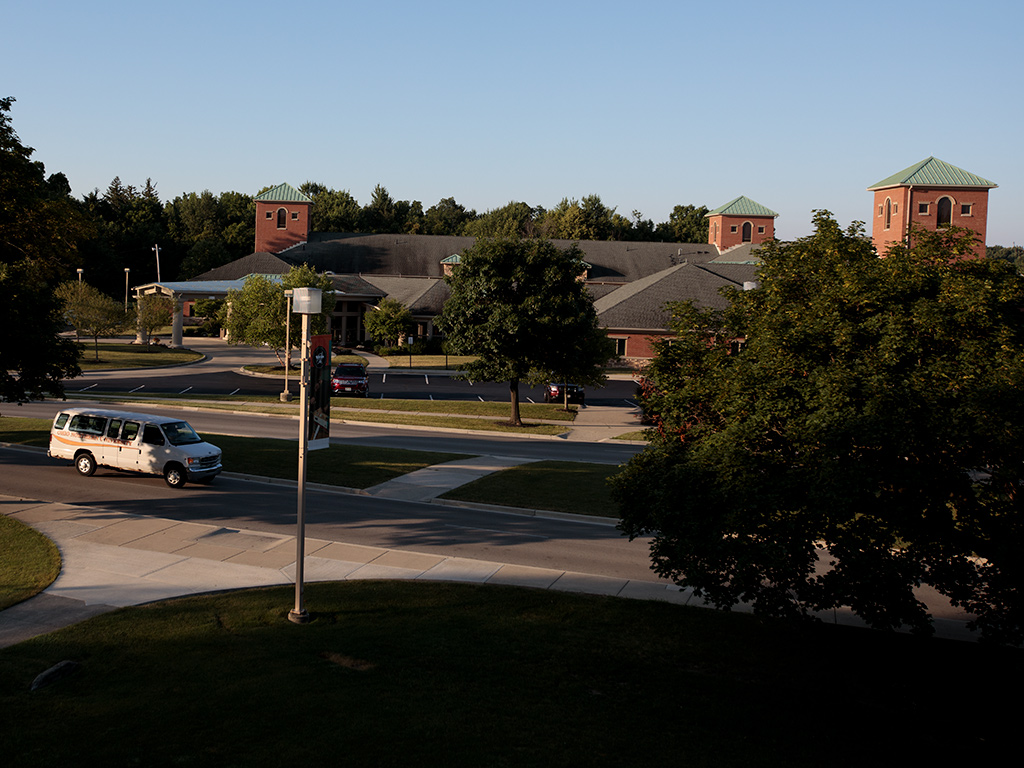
48 407 222 488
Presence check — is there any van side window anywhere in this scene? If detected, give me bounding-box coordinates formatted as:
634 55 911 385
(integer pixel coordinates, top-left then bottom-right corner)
142 425 165 446
107 419 123 438
54 413 69 429
122 422 140 441
69 414 107 436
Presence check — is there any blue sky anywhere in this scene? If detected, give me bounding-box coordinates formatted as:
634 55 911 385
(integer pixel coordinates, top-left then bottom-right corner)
5 0 1022 245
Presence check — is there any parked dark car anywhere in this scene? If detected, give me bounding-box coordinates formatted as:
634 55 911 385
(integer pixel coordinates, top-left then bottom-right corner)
544 383 584 405
331 363 369 397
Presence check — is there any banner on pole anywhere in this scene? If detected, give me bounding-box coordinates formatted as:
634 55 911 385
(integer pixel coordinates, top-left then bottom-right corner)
308 334 331 451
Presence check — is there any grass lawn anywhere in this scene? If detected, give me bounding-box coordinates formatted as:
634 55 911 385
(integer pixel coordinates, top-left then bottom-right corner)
0 515 61 610
441 460 621 516
333 397 577 422
381 353 477 369
0 417 53 448
0 581 1018 767
206 434 466 488
611 429 648 441
75 342 203 370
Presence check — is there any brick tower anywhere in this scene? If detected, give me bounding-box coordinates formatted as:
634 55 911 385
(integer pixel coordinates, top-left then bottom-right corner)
254 183 312 254
867 157 996 258
706 196 778 251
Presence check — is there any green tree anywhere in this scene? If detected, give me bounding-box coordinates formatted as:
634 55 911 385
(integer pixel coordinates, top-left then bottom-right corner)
135 293 174 346
225 266 334 367
423 196 477 236
987 244 1024 274
363 297 413 348
0 97 85 402
56 281 129 361
612 211 1024 643
300 182 361 233
462 201 541 239
438 238 611 426
654 204 710 243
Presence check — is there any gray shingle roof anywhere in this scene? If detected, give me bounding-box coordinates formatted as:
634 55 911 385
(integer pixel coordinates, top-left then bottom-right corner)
278 232 720 283
593 262 750 330
193 252 293 280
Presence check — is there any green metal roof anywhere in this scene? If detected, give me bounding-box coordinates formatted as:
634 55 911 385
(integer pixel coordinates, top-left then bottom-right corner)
867 157 997 190
705 196 778 218
254 182 312 203
440 254 461 264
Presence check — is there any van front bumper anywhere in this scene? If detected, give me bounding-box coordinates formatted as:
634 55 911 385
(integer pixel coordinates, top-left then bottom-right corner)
186 463 222 482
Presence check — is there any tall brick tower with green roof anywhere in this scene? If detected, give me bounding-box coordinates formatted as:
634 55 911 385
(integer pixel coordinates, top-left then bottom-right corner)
705 196 778 251
254 182 313 254
867 157 997 258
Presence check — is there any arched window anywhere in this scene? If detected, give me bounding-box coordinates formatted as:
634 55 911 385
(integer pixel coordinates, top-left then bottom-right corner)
742 222 752 242
712 222 718 243
277 207 287 229
884 198 892 230
937 197 952 227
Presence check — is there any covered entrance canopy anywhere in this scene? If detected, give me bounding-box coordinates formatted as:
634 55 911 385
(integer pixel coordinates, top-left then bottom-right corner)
133 276 282 347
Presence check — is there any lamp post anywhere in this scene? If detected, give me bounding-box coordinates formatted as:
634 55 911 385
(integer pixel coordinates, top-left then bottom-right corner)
124 268 130 312
288 287 322 625
77 268 83 282
152 244 161 282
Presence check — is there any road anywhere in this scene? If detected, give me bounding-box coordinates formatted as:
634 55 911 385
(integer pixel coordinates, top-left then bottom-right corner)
0 446 661 583
7 400 645 465
1 338 658 583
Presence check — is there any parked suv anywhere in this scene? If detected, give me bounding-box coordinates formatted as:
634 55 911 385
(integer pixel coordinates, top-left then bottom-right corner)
331 363 370 397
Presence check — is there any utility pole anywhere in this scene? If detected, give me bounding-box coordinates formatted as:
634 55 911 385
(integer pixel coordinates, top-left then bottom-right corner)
153 244 161 282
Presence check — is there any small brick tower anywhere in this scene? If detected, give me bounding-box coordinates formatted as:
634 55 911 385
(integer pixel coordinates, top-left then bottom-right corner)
705 196 778 251
254 183 312 254
867 157 996 259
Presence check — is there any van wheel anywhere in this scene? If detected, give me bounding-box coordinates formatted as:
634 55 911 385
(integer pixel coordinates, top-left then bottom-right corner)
164 464 187 488
75 452 96 477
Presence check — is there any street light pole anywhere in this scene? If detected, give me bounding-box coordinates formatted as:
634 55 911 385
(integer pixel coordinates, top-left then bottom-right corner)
153 244 161 282
288 287 322 625
124 268 130 312
77 268 83 282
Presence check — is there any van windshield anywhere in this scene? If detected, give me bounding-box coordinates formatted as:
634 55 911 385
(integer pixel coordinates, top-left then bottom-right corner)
161 421 203 446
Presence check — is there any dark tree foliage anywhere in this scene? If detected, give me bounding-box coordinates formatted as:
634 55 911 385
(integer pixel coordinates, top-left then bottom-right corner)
423 196 477 236
79 177 170 293
613 211 1024 643
0 97 85 404
437 238 610 426
987 244 1024 274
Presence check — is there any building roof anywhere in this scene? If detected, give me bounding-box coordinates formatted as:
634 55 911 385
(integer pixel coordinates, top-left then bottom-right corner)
593 262 751 331
706 196 778 218
254 183 312 203
362 275 450 315
271 232 720 283
194 252 293 280
867 157 997 190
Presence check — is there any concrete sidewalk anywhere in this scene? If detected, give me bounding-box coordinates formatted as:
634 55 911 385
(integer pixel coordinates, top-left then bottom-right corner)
0 495 693 649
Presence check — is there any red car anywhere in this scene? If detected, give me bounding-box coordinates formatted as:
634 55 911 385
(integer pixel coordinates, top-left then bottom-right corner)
331 363 370 397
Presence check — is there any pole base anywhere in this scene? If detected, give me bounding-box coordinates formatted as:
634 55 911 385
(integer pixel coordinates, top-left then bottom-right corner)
287 609 310 624
280 392 293 402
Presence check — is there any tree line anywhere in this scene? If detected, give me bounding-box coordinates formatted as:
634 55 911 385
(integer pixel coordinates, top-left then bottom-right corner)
50 171 718 300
